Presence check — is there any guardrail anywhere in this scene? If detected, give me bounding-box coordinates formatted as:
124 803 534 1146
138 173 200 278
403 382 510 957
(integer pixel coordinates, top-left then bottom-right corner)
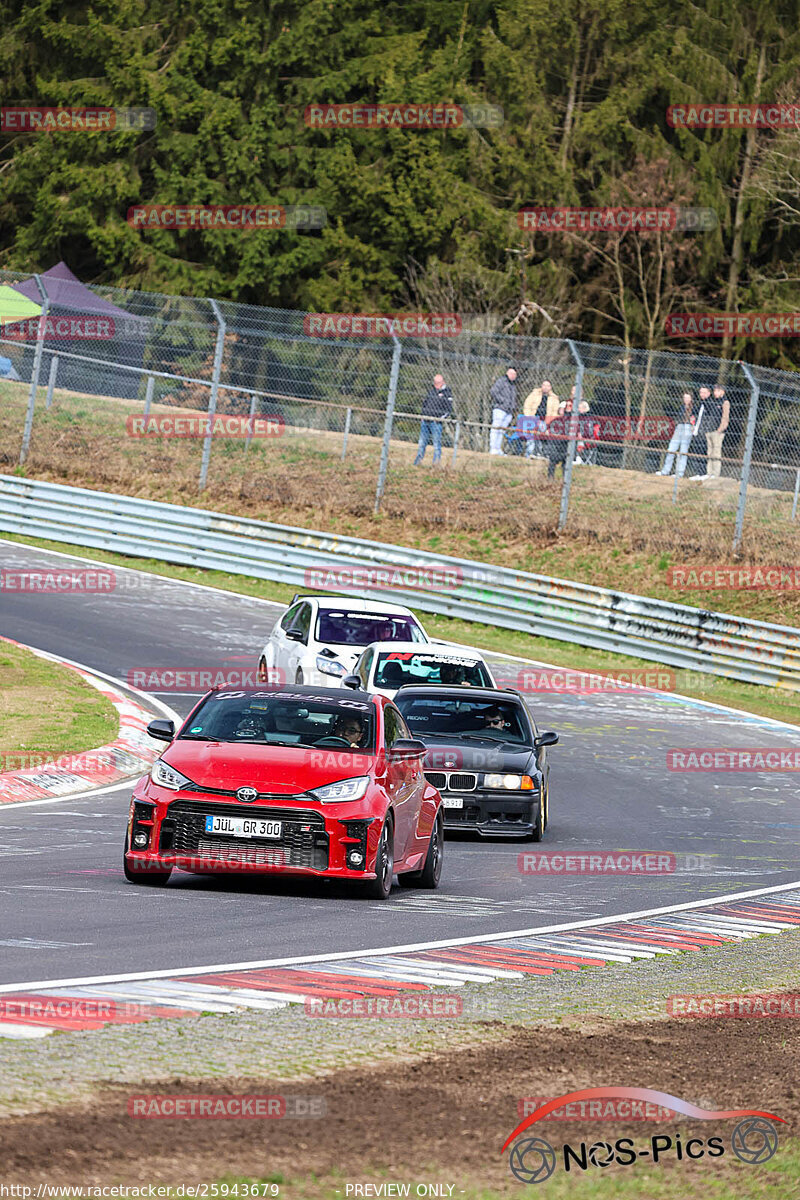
0 474 798 691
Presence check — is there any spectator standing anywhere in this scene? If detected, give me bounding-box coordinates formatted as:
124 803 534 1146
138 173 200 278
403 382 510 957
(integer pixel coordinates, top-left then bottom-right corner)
699 385 730 479
489 367 517 455
521 379 559 458
413 373 453 465
656 391 695 477
546 391 575 479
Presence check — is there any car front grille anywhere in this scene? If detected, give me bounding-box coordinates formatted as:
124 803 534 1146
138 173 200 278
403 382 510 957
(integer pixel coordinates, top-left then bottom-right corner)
424 771 477 792
160 800 328 870
186 784 302 801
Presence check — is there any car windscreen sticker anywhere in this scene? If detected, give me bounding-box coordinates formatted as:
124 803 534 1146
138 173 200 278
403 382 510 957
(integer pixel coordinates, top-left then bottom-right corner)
189 726 203 733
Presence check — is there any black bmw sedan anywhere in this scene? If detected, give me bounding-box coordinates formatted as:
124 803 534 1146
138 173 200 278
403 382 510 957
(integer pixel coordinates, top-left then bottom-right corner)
393 686 558 840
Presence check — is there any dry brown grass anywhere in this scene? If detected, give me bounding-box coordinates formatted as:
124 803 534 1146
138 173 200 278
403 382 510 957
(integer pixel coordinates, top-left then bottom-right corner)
2 381 798 626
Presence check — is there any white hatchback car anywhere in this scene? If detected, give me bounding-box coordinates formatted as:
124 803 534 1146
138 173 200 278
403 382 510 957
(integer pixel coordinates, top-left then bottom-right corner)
258 595 430 687
351 641 496 699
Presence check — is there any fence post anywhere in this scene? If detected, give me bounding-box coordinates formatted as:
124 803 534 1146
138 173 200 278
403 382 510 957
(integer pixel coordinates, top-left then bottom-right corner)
733 362 759 553
199 299 226 492
558 340 584 531
341 406 352 460
245 393 258 451
451 420 461 466
19 275 50 466
374 334 402 514
45 354 59 409
792 468 800 521
144 374 155 417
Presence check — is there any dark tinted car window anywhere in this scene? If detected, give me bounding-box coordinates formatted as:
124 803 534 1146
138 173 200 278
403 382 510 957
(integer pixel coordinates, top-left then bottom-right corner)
374 651 491 689
316 610 423 646
394 696 528 743
181 691 376 751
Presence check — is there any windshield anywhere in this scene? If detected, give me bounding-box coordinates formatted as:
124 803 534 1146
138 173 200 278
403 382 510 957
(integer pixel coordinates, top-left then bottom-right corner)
394 695 529 744
180 690 376 751
316 610 425 647
375 651 492 689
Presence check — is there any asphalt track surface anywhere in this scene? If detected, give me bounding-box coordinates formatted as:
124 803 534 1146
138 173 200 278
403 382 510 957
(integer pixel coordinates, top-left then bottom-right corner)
1 539 799 988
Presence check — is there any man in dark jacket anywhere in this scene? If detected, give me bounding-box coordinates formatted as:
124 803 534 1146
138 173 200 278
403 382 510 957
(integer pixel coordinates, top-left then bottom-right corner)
489 367 517 455
414 373 453 465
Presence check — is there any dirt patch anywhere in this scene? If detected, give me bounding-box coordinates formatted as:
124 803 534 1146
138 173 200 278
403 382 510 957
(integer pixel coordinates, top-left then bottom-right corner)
2 1015 796 1188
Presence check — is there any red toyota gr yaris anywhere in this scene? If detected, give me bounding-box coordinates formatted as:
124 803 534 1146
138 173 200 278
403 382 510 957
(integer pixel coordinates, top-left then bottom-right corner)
124 684 444 899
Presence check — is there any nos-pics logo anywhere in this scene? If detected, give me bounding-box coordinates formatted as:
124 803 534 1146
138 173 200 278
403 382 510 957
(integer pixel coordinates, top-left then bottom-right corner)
503 1087 783 1184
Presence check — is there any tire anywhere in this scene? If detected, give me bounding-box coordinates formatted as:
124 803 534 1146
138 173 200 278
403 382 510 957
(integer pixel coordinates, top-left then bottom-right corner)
123 832 172 886
398 810 443 889
529 797 545 843
363 815 394 900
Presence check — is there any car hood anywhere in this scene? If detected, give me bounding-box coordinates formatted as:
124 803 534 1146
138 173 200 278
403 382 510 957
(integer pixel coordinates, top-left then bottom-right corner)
418 740 536 774
160 741 375 794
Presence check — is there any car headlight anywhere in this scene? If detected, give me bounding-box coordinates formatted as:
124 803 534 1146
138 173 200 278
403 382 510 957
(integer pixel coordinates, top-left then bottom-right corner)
483 773 535 790
316 656 347 677
150 760 194 792
312 776 370 803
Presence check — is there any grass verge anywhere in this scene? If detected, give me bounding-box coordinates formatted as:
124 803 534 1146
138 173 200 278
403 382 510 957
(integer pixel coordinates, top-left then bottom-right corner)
2 379 799 626
1 531 798 727
0 636 119 762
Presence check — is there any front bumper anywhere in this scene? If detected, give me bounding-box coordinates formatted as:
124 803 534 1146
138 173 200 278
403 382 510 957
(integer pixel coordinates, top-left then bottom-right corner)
441 791 541 838
126 792 380 878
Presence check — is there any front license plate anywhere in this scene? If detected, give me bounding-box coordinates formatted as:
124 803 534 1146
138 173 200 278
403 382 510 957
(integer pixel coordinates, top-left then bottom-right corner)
442 796 464 809
204 815 282 839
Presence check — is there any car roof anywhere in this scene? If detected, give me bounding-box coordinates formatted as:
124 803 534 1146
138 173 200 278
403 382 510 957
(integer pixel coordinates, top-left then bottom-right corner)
394 685 523 704
362 640 485 659
293 595 418 617
206 683 379 705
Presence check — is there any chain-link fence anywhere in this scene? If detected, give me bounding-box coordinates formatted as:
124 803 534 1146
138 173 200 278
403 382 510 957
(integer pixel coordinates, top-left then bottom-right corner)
1 269 798 557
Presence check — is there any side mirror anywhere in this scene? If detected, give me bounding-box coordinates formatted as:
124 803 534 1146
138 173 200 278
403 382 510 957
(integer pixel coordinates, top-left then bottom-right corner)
147 718 175 742
342 675 362 690
534 730 559 748
389 737 428 759
285 628 304 642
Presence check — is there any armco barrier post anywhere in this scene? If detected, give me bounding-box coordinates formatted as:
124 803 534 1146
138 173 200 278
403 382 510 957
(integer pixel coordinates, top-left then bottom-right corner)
199 299 226 492
374 334 401 514
733 362 759 553
19 275 50 465
342 406 352 460
244 393 258 451
45 354 59 410
452 419 461 466
143 375 155 418
557 340 584 531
